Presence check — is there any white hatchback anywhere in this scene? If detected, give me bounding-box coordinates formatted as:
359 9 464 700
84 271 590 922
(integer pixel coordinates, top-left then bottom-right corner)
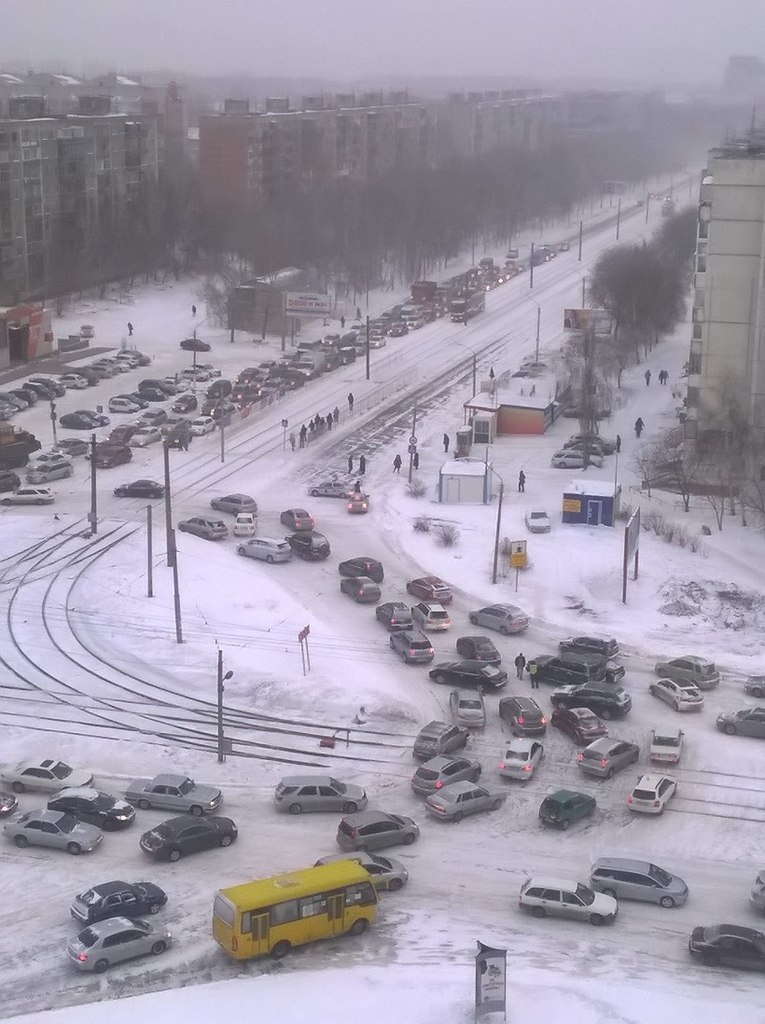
498 738 544 780
190 416 215 436
519 876 617 925
236 537 292 563
627 773 677 814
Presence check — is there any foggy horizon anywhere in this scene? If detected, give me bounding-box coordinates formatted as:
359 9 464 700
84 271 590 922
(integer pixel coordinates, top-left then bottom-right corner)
3 0 765 90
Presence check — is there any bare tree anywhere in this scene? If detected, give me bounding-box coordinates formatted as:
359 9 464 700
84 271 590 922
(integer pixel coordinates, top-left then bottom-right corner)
633 428 703 511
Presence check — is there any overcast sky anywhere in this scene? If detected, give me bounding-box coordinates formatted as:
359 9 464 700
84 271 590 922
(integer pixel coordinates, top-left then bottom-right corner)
4 0 765 85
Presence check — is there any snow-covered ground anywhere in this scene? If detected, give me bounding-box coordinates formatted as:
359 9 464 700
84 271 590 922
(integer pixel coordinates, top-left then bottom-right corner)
4 179 765 1024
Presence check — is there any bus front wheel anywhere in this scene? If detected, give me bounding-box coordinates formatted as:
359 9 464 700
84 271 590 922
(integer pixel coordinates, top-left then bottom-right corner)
271 941 291 960
349 918 369 936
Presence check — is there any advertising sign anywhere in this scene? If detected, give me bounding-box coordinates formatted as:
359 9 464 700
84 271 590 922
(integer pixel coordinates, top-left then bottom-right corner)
622 507 641 603
475 941 507 1019
509 540 527 569
563 308 613 334
284 292 331 318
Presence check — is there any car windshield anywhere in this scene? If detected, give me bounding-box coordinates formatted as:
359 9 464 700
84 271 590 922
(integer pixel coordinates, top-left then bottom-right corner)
178 778 195 795
79 889 100 905
430 610 448 619
653 734 679 747
51 762 72 780
92 793 114 810
415 768 438 780
632 788 656 801
575 884 595 905
530 512 545 520
699 664 716 677
504 749 527 762
581 748 601 760
461 699 482 710
57 814 79 833
649 866 672 886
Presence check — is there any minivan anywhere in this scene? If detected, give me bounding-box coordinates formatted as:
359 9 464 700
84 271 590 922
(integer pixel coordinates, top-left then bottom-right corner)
590 857 688 908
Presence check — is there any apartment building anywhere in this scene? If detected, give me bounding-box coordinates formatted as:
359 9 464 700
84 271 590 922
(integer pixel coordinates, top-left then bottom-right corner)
686 138 765 459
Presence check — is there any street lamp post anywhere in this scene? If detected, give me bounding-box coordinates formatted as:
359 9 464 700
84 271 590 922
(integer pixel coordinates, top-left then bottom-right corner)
454 342 478 395
491 474 505 585
217 649 233 764
534 304 541 364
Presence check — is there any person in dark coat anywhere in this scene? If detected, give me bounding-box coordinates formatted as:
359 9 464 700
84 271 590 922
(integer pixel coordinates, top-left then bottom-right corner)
356 306 362 320
347 392 354 412
340 315 345 329
644 369 651 386
634 417 644 438
333 406 340 423
518 470 526 493
326 413 332 431
514 653 526 679
393 454 402 473
413 451 420 470
348 454 354 473
616 434 622 453
359 454 366 474
443 433 450 453
127 322 133 336
192 305 196 316
299 424 307 448
354 479 362 493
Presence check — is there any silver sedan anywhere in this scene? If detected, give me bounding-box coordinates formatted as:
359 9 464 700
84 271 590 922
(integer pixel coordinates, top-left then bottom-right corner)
67 916 172 972
498 738 544 780
449 688 486 728
4 810 103 854
424 780 507 821
314 851 408 892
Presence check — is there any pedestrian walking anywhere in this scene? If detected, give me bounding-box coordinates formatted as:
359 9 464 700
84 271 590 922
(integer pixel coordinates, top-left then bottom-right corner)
518 470 526 493
359 454 366 475
308 421 315 436
347 392 354 413
615 433 622 454
514 652 526 679
333 406 340 423
443 433 450 453
127 321 133 336
326 413 332 431
634 417 644 438
192 304 197 316
356 306 362 320
393 454 402 474
348 454 354 473
528 662 539 689
340 315 345 329
354 480 362 494
662 369 669 385
299 424 307 448
289 431 296 451
644 369 651 386
413 451 420 470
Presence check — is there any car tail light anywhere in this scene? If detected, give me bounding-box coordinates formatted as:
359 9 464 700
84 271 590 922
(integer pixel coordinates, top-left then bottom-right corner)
435 780 444 789
408 650 417 657
653 799 660 807
627 794 633 804
517 716 525 725
499 762 506 770
77 953 88 962
576 753 584 762
600 759 608 768
522 764 532 772
540 716 547 725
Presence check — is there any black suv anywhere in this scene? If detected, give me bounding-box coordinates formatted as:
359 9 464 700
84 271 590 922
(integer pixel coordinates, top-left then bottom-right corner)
551 683 632 720
338 557 384 583
559 635 620 659
527 654 608 687
455 635 501 665
285 531 331 560
499 695 547 736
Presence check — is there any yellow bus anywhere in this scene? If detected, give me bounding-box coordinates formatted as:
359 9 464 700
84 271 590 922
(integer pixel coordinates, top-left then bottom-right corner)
212 862 378 960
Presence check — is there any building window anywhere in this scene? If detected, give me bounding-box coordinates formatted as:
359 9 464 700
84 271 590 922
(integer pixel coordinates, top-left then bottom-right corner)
696 254 706 273
686 387 699 409
688 354 701 375
692 323 702 340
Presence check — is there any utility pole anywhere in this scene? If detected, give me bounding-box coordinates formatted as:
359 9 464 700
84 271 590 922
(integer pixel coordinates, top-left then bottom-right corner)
582 278 586 307
491 480 505 584
529 243 535 290
162 442 173 567
577 220 583 262
365 315 370 381
89 433 97 535
471 353 476 396
217 648 233 763
169 528 183 644
535 306 541 364
408 401 418 484
146 504 153 598
616 197 622 240
49 399 58 444
645 194 651 224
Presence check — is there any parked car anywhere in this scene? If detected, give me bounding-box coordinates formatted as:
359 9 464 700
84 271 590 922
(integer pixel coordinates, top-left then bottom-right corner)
30 376 66 396
139 409 169 427
340 576 382 604
745 676 765 699
654 656 720 690
67 916 172 972
429 660 507 691
280 507 315 531
336 810 419 852
139 814 237 861
590 857 688 908
411 601 451 632
273 775 367 814
59 412 103 430
425 781 505 821
314 851 408 892
375 601 412 631
26 461 73 484
285 531 330 560
688 924 765 971
308 479 350 499
4 810 103 854
519 877 617 925
0 470 20 493
0 758 93 793
559 635 620 659
413 721 469 759
70 880 168 925
108 425 140 446
455 635 501 665
406 576 453 603
550 683 632 720
137 386 167 403
550 450 604 469
59 373 90 390
339 557 384 583
210 493 257 515
237 537 292 563
538 789 596 829
550 706 608 744
649 678 704 711
390 629 434 664
565 433 617 455
627 774 677 814
1 485 55 505
526 654 607 687
125 774 223 815
499 695 547 736
387 321 408 338
650 726 684 764
577 738 639 778
498 738 544 780
129 426 162 448
525 509 551 533
750 871 765 912
716 707 765 738
113 479 165 499
178 517 228 540
410 755 482 795
468 603 529 635
47 788 136 831
108 396 142 415
449 688 486 728
180 338 211 352
53 438 89 458
232 512 256 537
1 791 22 816
0 391 27 411
172 394 198 414
190 416 215 436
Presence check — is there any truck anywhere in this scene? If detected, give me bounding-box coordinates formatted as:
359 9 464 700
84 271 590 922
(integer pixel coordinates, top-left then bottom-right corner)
450 288 486 324
0 422 41 469
410 280 438 305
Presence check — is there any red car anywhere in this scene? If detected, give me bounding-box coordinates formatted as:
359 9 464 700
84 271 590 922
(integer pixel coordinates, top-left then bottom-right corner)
406 576 453 604
550 707 608 745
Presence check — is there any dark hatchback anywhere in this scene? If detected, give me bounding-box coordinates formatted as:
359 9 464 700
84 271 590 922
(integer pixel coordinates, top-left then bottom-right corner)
285 531 331 560
48 788 136 831
689 924 765 971
139 814 238 861
70 880 168 925
455 635 502 665
551 684 632 720
428 660 508 691
499 695 547 736
338 557 384 583
0 470 21 493
550 706 609 744
375 602 414 631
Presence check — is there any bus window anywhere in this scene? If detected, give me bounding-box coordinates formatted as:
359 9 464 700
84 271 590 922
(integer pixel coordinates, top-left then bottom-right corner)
299 895 328 918
345 883 376 907
270 899 299 925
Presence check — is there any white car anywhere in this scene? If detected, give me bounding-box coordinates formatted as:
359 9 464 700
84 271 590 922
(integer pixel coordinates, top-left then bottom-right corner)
649 726 684 764
109 396 141 414
0 758 94 793
519 876 617 925
1 486 55 505
115 351 141 368
236 537 292 563
649 678 704 712
59 373 89 390
190 416 215 436
180 368 211 382
498 738 544 780
129 426 162 447
449 689 486 728
233 512 257 537
550 450 604 469
525 509 551 533
411 602 451 631
627 773 677 814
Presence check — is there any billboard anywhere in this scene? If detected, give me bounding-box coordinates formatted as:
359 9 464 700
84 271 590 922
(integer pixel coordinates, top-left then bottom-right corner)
622 507 641 603
475 941 507 1018
284 292 331 318
603 180 627 194
563 308 613 334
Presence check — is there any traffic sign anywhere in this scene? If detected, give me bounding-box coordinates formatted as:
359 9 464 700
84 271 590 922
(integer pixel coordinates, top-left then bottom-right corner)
408 444 416 454
409 435 417 445
281 418 289 428
298 625 311 642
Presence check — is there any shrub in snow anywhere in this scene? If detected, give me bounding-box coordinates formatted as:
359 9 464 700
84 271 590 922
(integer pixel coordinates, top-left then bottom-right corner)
407 476 427 498
413 516 431 533
434 523 460 547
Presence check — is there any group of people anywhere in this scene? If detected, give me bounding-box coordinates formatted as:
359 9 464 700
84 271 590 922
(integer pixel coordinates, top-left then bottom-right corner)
292 409 341 449
513 653 539 688
645 369 671 386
